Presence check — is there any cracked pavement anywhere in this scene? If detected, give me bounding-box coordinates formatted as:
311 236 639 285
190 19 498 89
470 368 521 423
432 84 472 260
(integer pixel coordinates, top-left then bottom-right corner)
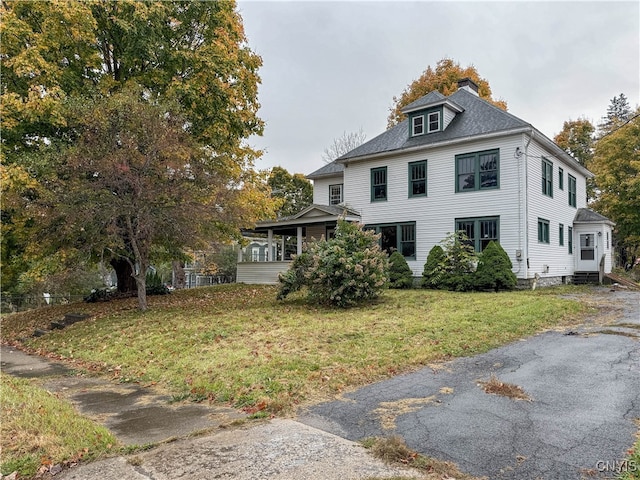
299 288 640 479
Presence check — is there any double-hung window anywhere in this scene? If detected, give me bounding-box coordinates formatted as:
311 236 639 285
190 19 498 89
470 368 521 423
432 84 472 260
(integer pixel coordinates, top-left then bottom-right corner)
542 158 553 197
568 174 577 207
455 149 499 192
559 223 564 246
427 111 440 133
371 167 387 202
329 184 343 205
538 218 550 244
408 160 427 197
558 167 564 190
367 222 416 259
411 115 424 136
568 226 573 253
455 216 499 252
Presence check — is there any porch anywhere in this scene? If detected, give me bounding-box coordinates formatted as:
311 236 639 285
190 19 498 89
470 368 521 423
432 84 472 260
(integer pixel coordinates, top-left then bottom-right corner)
236 204 361 285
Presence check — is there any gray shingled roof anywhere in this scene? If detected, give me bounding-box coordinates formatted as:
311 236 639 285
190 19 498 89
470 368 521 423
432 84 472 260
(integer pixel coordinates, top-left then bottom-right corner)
291 204 360 219
400 90 447 112
574 208 615 225
306 161 344 179
338 89 531 161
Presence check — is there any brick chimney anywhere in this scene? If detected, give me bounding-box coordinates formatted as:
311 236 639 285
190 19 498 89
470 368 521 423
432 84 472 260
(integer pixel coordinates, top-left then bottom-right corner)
457 77 479 96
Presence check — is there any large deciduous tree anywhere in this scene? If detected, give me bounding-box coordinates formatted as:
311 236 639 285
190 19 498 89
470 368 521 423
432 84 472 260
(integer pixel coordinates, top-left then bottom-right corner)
589 108 640 265
554 118 596 201
387 58 507 128
267 167 313 218
1 0 272 302
553 118 595 167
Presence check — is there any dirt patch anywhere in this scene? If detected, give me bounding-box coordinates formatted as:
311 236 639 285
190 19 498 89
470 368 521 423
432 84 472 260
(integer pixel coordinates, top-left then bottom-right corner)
478 375 531 401
364 435 484 480
374 396 440 430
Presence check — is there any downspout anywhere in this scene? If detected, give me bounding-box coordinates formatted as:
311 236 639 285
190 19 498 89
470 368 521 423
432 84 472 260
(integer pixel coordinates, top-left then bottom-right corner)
514 143 523 275
523 129 534 280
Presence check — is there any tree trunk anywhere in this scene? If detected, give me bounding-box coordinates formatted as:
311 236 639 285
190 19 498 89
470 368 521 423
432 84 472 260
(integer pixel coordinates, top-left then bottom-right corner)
134 268 147 312
110 258 137 294
172 260 186 289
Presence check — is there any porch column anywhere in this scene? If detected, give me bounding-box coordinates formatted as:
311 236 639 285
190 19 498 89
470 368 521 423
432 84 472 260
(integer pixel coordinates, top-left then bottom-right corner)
281 236 285 261
237 244 243 263
297 226 303 255
267 229 273 261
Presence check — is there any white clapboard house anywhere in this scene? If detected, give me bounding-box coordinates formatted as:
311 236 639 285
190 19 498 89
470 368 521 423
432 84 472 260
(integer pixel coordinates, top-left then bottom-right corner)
237 78 614 286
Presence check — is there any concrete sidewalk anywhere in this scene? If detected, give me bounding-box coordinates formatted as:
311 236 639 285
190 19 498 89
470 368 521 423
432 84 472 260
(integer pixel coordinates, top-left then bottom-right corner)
0 345 416 480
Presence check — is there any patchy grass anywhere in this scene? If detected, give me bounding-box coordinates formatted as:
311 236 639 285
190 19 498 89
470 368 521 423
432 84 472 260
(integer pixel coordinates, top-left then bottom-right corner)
0 373 118 478
619 419 640 480
1 285 587 414
478 375 531 401
362 435 483 479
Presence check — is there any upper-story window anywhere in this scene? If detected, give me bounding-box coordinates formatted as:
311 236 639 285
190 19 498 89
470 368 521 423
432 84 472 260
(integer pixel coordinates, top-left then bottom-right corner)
412 115 424 136
410 108 442 137
568 174 577 207
427 111 440 133
371 167 387 202
455 149 499 192
408 160 427 197
542 158 553 197
329 184 343 205
558 167 564 190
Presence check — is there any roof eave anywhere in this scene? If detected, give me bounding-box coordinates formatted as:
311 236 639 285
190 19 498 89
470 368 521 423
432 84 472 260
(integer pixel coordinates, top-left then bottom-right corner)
531 128 594 178
401 99 465 115
337 126 533 164
306 171 344 180
255 213 361 230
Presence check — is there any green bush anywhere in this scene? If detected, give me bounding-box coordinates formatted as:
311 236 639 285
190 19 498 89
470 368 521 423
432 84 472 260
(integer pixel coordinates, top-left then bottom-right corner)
277 219 389 307
146 270 170 296
422 232 477 291
474 241 517 291
440 231 477 291
422 245 446 289
388 251 414 289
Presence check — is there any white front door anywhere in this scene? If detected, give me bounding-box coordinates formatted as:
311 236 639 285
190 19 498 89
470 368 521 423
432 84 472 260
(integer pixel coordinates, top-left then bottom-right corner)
577 233 598 271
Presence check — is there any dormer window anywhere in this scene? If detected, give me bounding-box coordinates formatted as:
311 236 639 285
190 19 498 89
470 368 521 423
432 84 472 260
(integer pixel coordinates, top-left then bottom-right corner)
412 115 424 136
410 107 442 137
427 111 440 132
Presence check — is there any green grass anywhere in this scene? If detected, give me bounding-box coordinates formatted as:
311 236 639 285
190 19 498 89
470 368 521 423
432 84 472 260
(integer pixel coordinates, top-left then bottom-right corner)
1 285 588 414
0 373 118 478
619 420 640 480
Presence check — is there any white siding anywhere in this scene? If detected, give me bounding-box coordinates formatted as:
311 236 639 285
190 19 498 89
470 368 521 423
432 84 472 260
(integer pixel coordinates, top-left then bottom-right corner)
344 135 526 277
237 262 290 284
312 175 343 205
525 137 587 279
443 106 457 130
306 225 326 241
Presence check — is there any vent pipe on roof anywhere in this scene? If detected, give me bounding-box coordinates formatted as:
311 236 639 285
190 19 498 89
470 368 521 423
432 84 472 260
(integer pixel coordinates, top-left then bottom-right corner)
457 77 479 96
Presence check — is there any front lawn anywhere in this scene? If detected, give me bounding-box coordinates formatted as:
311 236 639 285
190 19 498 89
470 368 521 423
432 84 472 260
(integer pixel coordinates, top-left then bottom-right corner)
0 373 117 478
1 285 587 413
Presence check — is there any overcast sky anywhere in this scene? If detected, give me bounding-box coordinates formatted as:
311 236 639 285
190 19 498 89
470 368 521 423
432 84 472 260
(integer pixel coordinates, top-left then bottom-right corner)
237 1 640 176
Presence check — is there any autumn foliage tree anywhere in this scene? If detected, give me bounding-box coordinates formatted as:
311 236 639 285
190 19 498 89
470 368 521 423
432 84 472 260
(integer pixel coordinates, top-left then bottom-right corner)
553 118 595 167
268 167 313 217
589 108 640 264
1 1 273 304
387 58 507 128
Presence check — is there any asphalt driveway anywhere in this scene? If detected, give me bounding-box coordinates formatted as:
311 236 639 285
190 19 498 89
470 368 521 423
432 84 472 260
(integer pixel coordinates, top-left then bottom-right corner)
299 288 640 479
